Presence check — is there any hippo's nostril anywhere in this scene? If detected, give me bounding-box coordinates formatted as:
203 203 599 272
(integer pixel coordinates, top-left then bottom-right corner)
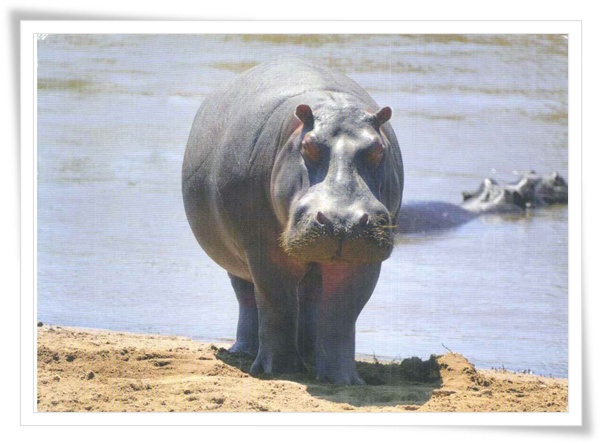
372 211 392 228
316 211 330 226
358 213 369 227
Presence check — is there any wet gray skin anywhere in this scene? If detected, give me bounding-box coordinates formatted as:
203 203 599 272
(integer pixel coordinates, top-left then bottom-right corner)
397 172 567 235
461 177 528 213
182 58 403 385
462 171 568 209
530 172 568 205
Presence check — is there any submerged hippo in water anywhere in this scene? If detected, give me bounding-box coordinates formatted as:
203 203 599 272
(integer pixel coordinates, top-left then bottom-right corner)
398 172 568 234
522 171 568 206
183 58 403 384
462 171 568 209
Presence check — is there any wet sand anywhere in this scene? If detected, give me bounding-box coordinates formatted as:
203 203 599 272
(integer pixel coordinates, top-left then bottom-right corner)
36 325 568 412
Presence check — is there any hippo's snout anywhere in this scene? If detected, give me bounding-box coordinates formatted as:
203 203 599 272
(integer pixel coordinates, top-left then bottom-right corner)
313 208 390 236
281 201 394 263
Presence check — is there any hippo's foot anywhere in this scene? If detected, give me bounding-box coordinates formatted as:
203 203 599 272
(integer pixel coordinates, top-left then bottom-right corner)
315 332 365 385
228 340 258 357
316 366 365 386
249 347 307 375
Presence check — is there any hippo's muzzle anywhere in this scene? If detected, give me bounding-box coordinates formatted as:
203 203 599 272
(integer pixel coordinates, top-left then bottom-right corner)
281 194 394 263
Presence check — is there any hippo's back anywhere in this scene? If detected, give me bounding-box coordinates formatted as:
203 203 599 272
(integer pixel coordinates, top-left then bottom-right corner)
182 58 378 184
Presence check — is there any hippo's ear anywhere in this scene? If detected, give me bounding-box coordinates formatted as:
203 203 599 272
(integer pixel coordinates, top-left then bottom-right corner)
462 191 473 202
295 104 314 128
375 106 392 126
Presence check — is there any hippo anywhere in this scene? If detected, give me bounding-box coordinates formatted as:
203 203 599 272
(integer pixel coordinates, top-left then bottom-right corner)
182 58 403 385
462 171 568 209
397 172 568 235
529 171 568 205
461 177 527 213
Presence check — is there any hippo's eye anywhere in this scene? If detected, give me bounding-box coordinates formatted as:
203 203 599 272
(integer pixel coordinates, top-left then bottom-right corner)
366 143 384 167
301 139 321 164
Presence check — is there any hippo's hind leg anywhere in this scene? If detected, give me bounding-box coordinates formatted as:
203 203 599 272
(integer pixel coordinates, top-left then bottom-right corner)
228 273 259 356
298 265 321 365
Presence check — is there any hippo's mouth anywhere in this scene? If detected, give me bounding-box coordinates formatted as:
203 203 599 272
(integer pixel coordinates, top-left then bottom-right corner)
280 218 394 264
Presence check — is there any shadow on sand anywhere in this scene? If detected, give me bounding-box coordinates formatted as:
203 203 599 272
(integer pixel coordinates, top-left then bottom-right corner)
215 348 441 408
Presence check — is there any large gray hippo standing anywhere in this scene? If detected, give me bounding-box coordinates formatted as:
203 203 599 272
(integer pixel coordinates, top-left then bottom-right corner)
182 58 404 385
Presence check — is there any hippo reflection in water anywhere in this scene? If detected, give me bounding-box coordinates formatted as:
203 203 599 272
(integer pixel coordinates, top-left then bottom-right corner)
397 171 568 235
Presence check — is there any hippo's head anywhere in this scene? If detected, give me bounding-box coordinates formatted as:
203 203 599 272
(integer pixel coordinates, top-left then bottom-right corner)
461 171 568 212
509 171 543 207
535 172 568 205
272 103 403 264
461 178 527 213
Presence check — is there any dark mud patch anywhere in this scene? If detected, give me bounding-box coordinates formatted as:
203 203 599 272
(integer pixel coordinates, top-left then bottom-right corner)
357 355 442 385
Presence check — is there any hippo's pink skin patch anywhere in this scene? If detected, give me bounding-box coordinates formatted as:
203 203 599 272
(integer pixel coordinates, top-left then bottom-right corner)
320 263 358 298
266 246 307 281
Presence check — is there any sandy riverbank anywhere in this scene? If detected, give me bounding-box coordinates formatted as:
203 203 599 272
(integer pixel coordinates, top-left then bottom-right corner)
36 325 567 412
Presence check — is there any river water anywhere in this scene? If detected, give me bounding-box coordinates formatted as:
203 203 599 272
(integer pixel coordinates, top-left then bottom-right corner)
36 34 568 377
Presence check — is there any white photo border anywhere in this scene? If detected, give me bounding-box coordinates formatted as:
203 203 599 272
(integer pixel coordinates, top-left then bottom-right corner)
20 20 583 426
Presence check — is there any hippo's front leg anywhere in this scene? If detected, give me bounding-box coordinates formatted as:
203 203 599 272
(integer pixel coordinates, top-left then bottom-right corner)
316 262 381 385
246 251 306 375
227 273 259 356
